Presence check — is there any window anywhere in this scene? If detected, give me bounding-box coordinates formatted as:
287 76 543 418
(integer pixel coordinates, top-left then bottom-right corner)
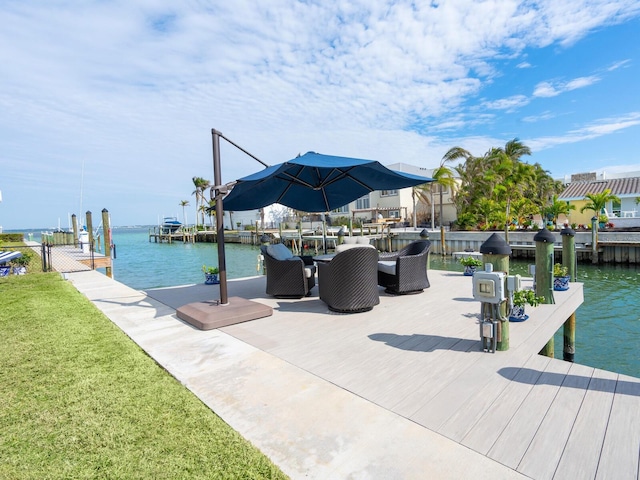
356 195 370 210
332 205 349 213
612 199 621 217
380 189 398 197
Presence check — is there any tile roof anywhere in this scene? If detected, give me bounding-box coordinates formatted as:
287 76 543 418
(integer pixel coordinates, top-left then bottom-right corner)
558 177 640 200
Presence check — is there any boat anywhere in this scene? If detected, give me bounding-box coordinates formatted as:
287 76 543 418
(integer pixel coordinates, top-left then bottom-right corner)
161 217 182 234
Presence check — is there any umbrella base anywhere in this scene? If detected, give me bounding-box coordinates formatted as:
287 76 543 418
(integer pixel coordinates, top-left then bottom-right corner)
176 296 273 330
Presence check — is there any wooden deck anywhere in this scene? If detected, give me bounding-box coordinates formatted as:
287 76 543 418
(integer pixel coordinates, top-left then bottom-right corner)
156 270 640 480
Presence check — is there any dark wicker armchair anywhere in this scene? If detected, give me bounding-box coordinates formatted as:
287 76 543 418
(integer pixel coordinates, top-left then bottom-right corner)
260 244 316 298
318 246 380 313
377 240 431 295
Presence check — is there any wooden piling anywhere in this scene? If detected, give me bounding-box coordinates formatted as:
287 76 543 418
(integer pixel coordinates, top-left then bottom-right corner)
71 214 78 247
479 233 512 351
563 312 576 362
86 211 94 249
591 216 598 264
534 228 556 358
561 226 576 362
440 226 446 255
101 209 112 278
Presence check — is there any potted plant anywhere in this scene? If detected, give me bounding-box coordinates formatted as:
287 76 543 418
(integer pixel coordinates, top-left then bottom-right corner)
459 256 483 276
509 289 545 322
202 265 220 285
553 263 570 291
598 214 608 229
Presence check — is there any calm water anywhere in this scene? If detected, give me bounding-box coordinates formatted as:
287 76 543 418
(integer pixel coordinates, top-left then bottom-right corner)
12 227 640 378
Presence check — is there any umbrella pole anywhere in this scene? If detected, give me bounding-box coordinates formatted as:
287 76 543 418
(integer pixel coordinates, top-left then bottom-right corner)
212 130 228 305
322 214 327 254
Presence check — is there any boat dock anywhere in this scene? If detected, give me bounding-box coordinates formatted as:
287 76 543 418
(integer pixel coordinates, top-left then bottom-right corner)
62 267 640 479
148 225 197 243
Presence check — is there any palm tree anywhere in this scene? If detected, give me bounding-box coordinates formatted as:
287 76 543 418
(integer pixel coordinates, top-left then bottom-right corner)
488 139 532 241
430 158 456 229
544 195 575 226
192 177 210 227
179 200 190 227
205 199 216 228
580 189 621 221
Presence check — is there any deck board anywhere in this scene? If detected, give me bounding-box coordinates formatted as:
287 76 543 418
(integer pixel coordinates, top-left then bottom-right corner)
488 358 572 469
553 369 618 479
595 374 640 479
142 268 640 479
516 361 593 480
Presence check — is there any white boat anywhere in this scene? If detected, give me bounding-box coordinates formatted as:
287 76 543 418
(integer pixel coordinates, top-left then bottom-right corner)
161 217 182 234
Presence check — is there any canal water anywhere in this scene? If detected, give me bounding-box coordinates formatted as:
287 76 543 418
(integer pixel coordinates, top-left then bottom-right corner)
13 227 640 378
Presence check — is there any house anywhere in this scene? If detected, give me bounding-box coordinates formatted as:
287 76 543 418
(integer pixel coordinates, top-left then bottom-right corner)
558 171 640 225
327 163 459 228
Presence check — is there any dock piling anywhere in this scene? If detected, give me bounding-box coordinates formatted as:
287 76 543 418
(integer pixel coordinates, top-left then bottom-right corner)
534 228 556 358
561 226 576 362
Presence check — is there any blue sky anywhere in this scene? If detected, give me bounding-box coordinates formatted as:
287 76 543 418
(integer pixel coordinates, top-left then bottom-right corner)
1 1 639 229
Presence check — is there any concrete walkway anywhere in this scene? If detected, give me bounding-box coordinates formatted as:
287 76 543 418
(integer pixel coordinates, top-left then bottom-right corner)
67 269 524 479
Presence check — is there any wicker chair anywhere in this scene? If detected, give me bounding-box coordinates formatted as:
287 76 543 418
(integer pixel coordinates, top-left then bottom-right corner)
377 240 431 295
260 244 316 298
318 246 380 313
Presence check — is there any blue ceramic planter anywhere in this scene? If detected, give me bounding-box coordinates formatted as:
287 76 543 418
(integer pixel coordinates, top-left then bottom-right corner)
554 276 570 291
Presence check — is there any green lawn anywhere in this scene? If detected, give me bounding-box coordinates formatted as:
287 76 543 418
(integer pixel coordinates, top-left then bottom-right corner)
0 273 288 479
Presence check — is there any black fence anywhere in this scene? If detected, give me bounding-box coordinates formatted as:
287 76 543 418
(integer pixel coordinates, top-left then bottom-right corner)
41 241 105 273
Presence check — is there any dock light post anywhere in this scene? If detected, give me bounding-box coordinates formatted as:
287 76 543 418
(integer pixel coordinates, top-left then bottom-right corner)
479 233 512 351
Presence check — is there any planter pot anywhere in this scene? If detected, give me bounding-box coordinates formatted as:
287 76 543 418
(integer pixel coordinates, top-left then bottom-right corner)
509 305 529 322
0 265 11 277
463 265 478 276
553 275 570 291
204 273 220 285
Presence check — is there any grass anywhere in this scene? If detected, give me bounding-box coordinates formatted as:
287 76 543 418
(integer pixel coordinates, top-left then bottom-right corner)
0 273 288 479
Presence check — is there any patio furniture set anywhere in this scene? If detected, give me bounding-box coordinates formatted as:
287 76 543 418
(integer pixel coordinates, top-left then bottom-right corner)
260 239 431 313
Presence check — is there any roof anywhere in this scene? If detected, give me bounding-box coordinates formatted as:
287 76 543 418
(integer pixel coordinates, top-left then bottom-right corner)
558 177 640 200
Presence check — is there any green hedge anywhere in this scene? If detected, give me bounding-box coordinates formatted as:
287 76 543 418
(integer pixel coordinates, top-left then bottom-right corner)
0 233 24 243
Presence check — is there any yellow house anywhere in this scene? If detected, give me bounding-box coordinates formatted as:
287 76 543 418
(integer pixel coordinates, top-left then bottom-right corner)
558 174 640 226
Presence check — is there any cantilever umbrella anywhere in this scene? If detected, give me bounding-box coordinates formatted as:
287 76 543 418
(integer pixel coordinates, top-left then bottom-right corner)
223 151 433 213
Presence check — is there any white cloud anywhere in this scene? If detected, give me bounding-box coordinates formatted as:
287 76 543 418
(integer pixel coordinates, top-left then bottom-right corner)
483 95 530 111
607 59 631 71
522 111 557 123
533 75 600 97
1 0 640 227
528 113 640 150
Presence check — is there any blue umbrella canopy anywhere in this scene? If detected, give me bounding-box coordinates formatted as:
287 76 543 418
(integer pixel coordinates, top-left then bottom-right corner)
223 152 433 212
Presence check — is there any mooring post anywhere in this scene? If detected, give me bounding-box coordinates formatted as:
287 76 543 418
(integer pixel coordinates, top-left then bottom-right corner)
561 225 576 362
101 209 113 278
260 234 270 276
440 226 446 256
480 233 512 351
591 216 598 264
71 214 78 247
85 211 94 250
534 227 555 357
